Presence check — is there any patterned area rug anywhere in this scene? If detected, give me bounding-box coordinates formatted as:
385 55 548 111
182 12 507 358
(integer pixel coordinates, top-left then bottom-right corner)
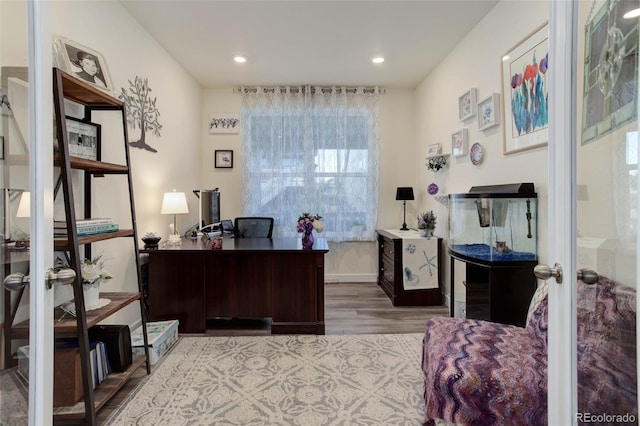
0 368 28 425
106 334 426 425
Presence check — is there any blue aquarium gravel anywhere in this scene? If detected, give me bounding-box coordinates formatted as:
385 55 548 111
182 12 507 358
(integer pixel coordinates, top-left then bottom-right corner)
450 243 536 261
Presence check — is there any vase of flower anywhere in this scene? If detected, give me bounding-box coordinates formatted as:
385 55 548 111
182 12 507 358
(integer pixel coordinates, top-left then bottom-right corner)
418 211 437 238
302 230 314 249
421 228 435 239
79 255 112 308
83 279 101 308
297 212 322 250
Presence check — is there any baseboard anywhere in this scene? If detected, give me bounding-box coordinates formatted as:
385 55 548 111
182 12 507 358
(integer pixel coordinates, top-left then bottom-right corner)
324 274 378 283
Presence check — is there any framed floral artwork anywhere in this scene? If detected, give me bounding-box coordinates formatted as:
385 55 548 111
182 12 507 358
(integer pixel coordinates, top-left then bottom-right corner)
501 22 549 154
426 143 441 157
215 150 233 168
477 94 500 130
451 129 468 157
458 88 477 121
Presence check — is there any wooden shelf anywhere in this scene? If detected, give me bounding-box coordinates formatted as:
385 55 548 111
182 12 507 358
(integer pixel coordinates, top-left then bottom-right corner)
54 155 129 174
54 229 135 250
52 355 147 420
58 69 122 107
11 292 141 337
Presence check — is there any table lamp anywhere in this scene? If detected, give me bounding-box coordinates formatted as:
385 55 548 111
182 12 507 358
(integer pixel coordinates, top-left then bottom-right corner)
396 187 414 231
15 191 30 248
161 190 189 244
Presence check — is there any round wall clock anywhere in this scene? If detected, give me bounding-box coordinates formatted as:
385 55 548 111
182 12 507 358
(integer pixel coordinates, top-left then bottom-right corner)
470 142 483 165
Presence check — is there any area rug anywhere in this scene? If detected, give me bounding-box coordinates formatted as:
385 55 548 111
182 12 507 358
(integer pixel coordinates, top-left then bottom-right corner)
106 334 426 425
0 368 28 425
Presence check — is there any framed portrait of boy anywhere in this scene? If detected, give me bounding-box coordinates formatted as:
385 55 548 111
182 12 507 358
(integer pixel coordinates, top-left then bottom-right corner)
53 35 113 92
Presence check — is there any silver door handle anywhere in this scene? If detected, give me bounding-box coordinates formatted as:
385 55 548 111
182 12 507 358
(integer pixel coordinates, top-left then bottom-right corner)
534 264 599 285
3 268 76 291
533 263 563 283
577 268 599 284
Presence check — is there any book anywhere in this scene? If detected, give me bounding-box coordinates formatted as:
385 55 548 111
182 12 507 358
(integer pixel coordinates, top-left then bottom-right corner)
54 223 119 237
54 218 113 229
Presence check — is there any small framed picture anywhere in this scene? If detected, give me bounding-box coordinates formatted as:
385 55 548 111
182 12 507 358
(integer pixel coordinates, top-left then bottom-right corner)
209 113 240 134
215 150 233 168
458 88 477 121
53 35 113 92
451 129 468 157
477 93 501 130
65 116 101 161
426 143 441 157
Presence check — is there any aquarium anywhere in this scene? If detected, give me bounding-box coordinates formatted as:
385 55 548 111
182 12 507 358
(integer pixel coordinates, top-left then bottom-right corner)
449 183 538 263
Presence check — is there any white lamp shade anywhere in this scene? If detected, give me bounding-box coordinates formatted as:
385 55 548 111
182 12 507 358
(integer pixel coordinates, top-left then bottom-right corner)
161 191 189 215
16 191 30 218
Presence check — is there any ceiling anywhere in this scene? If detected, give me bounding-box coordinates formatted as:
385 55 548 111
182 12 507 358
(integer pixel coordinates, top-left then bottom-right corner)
120 0 498 89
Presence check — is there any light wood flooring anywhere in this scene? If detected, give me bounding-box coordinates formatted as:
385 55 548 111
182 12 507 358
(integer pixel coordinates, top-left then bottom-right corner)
97 282 449 423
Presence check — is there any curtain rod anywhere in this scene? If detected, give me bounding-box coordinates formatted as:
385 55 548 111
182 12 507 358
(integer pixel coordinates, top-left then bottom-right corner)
232 86 385 94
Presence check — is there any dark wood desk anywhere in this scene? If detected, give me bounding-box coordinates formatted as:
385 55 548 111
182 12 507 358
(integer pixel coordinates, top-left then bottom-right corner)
141 236 329 334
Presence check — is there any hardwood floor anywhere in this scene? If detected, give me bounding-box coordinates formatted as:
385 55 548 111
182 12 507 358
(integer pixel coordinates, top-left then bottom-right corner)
97 282 449 423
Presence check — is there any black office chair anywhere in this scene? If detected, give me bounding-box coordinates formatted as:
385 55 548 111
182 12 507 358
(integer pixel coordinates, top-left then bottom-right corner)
233 217 274 238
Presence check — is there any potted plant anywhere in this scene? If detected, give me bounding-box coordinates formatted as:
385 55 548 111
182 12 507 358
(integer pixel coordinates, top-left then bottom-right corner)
417 211 437 238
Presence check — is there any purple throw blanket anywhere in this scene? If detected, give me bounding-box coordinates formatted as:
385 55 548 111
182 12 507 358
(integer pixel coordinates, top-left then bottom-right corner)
422 276 636 425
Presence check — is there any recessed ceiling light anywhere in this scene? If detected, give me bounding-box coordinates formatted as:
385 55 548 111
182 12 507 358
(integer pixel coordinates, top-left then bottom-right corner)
372 57 385 64
234 55 247 63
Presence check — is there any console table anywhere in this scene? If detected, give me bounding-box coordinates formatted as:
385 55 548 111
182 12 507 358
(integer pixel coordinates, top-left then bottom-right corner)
141 236 329 334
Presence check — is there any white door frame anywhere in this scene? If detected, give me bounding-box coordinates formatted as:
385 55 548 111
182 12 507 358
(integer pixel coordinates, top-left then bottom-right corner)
547 0 577 424
27 0 55 424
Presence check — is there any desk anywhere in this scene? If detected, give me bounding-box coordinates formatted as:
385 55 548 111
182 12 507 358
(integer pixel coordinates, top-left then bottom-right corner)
141 237 329 334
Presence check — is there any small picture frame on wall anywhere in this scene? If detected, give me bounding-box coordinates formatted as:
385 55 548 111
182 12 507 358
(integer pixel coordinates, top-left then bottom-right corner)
65 116 101 161
451 129 468 157
53 35 113 93
426 143 441 157
458 88 477 121
215 150 233 168
209 113 240 134
477 94 501 130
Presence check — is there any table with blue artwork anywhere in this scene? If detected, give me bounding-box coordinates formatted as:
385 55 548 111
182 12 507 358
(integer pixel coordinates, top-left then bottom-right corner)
377 229 442 306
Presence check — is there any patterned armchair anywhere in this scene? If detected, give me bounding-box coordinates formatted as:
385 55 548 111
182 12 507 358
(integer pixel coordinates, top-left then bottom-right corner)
421 277 636 425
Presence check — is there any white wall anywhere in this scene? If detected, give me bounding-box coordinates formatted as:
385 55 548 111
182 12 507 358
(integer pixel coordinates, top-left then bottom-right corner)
415 1 550 303
48 1 202 325
202 87 416 282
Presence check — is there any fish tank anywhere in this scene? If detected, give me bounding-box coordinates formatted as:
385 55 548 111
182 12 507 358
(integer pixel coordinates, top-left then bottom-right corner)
448 183 538 263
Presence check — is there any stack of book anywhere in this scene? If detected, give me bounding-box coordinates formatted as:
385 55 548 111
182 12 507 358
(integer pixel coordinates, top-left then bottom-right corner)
54 218 119 237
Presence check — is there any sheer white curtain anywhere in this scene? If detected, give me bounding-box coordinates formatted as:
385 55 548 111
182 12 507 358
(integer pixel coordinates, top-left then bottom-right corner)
240 86 380 242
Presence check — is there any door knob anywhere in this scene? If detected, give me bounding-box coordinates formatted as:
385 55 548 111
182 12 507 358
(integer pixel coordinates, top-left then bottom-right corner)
3 272 29 291
577 268 599 284
46 268 76 289
533 263 563 283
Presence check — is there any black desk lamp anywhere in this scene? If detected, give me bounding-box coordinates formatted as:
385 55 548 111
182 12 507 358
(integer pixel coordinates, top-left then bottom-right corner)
396 187 414 231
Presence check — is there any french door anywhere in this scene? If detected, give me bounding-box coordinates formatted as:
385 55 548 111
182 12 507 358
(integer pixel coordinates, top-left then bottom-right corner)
548 0 639 423
0 0 55 424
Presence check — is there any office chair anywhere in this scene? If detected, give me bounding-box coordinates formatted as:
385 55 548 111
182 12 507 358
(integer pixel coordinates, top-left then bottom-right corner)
233 217 274 238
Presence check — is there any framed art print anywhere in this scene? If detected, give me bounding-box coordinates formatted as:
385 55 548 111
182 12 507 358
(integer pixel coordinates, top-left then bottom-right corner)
215 150 233 168
65 116 101 161
501 22 549 154
209 113 240 134
451 129 468 157
426 143 441 157
458 88 477 121
582 0 639 144
53 35 113 93
477 94 501 130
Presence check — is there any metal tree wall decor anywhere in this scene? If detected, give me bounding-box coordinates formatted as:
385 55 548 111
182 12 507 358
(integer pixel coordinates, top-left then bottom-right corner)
119 76 162 152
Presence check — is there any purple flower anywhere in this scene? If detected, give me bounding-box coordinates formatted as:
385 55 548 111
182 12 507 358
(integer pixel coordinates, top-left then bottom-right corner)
296 219 314 234
427 183 439 195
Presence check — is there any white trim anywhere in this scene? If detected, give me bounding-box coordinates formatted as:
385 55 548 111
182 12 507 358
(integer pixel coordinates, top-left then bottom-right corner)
324 274 378 283
548 1 577 424
28 1 54 424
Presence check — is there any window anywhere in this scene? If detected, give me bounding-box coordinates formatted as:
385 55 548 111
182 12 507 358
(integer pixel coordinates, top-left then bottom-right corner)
241 87 380 242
